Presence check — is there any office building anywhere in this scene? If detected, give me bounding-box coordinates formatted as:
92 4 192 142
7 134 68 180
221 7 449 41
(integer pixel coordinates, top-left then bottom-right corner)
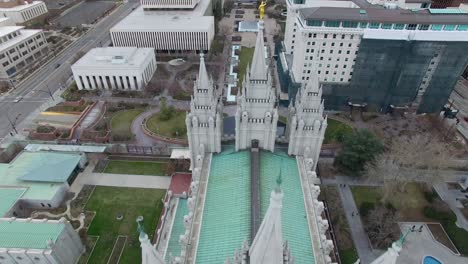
110 0 214 52
279 0 468 112
0 26 48 80
0 1 48 24
71 47 156 91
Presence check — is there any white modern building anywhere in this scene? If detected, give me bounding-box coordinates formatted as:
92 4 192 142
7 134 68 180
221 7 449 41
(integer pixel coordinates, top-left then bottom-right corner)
0 26 48 80
287 65 327 169
71 47 156 91
0 17 13 26
110 0 214 52
280 0 468 112
235 21 278 152
186 53 223 168
0 1 48 24
0 217 83 264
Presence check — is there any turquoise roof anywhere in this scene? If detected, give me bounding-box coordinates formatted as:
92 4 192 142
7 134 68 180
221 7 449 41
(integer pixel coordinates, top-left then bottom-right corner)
260 151 315 264
13 151 82 182
196 149 251 263
429 8 467 14
0 188 25 217
0 220 65 249
0 151 81 200
165 198 188 261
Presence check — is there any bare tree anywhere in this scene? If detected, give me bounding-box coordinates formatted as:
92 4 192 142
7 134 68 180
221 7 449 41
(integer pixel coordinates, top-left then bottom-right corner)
365 133 453 201
365 206 400 249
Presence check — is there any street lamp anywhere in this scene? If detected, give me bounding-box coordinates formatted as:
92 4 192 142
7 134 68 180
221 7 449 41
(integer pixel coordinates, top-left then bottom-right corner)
37 85 54 100
7 113 21 134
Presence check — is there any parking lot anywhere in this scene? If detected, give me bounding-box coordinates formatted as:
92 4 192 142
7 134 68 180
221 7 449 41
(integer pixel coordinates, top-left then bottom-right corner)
54 0 117 27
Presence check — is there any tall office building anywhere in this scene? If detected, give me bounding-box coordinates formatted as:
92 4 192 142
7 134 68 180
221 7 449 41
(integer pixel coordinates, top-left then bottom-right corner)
279 0 468 113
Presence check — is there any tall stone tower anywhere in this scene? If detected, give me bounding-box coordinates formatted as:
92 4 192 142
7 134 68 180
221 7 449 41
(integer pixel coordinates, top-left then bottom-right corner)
186 53 223 167
287 66 327 169
235 21 278 152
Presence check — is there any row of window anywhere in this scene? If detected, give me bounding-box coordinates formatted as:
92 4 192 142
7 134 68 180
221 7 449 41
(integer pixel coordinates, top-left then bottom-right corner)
20 4 47 21
306 42 356 48
302 75 351 82
305 20 468 31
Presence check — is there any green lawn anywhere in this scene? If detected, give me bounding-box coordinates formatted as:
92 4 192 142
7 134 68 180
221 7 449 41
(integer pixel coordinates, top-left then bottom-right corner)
238 47 255 84
85 187 166 264
104 160 168 176
110 109 144 141
339 248 359 264
146 111 187 139
324 118 353 144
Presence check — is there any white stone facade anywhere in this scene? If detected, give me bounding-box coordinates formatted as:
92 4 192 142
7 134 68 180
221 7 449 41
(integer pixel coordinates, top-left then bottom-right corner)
235 22 278 152
0 218 83 264
71 47 156 91
0 17 13 26
287 66 327 169
0 1 48 24
141 0 201 9
186 54 223 167
110 4 214 52
0 26 48 80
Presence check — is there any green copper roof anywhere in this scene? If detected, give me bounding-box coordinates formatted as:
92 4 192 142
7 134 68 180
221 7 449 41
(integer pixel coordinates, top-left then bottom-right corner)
0 188 26 217
0 220 65 249
0 151 82 200
260 151 315 264
165 198 188 261
196 150 251 263
429 8 467 14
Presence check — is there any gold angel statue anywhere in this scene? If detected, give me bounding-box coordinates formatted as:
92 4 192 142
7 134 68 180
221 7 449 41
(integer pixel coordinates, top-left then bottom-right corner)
259 1 267 20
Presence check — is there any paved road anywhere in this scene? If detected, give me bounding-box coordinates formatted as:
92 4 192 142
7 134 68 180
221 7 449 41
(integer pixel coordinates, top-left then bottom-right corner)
0 0 140 139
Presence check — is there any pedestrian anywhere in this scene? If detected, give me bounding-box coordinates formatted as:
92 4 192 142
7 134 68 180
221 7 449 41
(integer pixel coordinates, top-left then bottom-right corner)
351 212 354 217
411 225 415 232
418 225 423 232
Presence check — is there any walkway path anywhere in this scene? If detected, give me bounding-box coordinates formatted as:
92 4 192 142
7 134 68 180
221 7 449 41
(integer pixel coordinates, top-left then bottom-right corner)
337 184 377 264
433 182 468 231
131 107 161 146
83 172 171 189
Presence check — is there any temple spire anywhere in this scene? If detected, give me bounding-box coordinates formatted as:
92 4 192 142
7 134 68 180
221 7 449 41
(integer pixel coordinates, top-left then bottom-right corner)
137 216 166 264
250 21 268 80
197 52 211 90
249 185 284 264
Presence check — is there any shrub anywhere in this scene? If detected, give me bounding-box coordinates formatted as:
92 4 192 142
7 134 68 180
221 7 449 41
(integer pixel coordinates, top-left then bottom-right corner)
112 133 132 142
423 189 439 203
36 125 55 133
359 202 375 217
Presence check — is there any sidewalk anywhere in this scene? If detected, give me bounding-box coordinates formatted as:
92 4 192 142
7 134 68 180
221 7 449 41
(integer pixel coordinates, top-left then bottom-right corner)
337 184 377 264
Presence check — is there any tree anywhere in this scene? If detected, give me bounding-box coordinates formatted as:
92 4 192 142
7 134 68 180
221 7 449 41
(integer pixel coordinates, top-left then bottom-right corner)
334 130 384 175
365 133 453 201
365 205 400 249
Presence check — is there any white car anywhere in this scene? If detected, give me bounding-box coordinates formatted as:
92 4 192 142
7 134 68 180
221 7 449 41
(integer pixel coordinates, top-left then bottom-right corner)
13 96 23 103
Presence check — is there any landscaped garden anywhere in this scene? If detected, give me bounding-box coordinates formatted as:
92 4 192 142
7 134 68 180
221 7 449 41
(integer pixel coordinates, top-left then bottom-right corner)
110 108 144 141
351 184 468 254
103 160 169 176
85 186 166 264
237 47 255 83
324 118 353 144
145 100 187 139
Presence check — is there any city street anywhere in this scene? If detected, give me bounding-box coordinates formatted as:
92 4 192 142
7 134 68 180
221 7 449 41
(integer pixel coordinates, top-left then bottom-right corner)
0 0 140 140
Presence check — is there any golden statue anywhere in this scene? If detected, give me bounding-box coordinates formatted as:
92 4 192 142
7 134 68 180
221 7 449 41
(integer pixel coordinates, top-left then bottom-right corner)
259 1 267 20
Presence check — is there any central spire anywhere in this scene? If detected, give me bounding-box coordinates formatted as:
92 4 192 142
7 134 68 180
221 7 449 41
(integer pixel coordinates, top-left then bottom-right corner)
250 20 268 80
197 53 211 90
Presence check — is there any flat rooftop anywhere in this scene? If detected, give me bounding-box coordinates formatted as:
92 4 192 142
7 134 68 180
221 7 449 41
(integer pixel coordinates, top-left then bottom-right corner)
0 1 44 11
0 218 65 250
299 6 468 24
111 6 214 32
0 27 42 52
73 47 153 68
0 151 82 200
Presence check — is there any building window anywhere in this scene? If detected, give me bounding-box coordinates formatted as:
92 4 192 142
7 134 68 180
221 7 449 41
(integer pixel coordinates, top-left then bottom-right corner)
318 71 321 74
346 51 350 54
330 50 333 54
369 23 380 29
418 24 429 30
348 43 352 47
343 65 347 68
48 203 51 207
333 34 336 39
313 33 317 38
326 64 330 68
320 57 323 60
335 65 338 68
345 58 349 61
312 41 315 45
9 48 15 54
342 21 358 28
458 25 468 31
393 24 405 30
326 71 329 74
341 35 345 39
350 35 354 40
307 20 323 27
331 43 335 46
322 42 326 46
0 53 4 59
359 22 368 28
406 24 417 30
381 23 392 29
41 203 45 207
324 21 340 27
324 34 328 38
292 40 295 44
2 61 9 67
321 49 325 53
318 64 322 67
340 78 344 81
340 43 343 47
444 25 456 31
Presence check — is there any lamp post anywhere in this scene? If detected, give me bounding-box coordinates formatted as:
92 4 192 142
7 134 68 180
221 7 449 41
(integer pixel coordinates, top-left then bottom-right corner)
7 113 21 134
38 85 54 100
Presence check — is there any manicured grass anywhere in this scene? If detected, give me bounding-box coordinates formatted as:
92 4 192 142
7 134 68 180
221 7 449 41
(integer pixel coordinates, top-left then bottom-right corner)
339 248 359 264
104 160 168 176
85 186 166 264
238 47 255 84
146 111 187 139
324 118 353 144
110 109 144 141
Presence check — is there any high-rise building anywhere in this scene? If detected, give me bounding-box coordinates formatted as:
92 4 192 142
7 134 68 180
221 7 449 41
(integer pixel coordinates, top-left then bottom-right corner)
279 0 468 113
186 53 223 168
235 21 279 152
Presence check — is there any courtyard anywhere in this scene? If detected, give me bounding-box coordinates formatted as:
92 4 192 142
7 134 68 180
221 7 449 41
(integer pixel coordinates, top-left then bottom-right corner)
103 160 169 176
83 186 166 264
54 0 117 27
